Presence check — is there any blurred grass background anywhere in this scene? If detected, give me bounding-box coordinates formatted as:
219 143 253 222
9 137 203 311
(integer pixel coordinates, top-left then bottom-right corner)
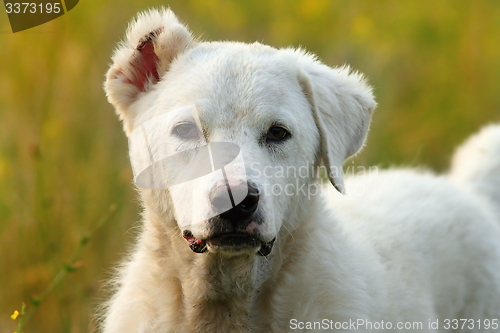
1 0 499 331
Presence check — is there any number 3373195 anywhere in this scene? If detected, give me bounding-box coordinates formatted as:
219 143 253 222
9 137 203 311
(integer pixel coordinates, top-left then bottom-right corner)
443 319 498 330
5 3 61 14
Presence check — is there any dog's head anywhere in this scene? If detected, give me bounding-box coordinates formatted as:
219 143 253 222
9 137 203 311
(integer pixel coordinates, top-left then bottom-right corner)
105 9 375 257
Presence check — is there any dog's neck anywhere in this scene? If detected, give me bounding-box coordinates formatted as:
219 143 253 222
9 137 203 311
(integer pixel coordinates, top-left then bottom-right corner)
181 253 269 331
144 208 278 332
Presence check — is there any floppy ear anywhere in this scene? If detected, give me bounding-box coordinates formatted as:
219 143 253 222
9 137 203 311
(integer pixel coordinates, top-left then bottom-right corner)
298 56 376 194
105 8 195 134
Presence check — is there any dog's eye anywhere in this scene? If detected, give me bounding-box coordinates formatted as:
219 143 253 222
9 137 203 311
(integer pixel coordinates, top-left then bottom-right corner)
174 123 198 139
266 126 290 142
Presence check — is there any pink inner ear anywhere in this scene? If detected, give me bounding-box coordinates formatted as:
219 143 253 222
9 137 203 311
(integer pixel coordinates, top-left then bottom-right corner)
129 29 163 92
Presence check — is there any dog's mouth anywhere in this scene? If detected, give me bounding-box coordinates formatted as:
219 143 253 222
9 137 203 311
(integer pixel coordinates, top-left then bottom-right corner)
182 230 275 256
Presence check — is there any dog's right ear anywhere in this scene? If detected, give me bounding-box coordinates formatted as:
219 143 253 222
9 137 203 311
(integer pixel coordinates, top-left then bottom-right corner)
105 8 195 134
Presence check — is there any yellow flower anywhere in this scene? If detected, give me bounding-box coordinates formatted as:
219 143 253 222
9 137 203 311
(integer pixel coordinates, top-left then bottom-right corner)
10 310 19 320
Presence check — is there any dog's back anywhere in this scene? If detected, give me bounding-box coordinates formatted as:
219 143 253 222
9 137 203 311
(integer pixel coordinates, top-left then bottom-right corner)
329 124 500 328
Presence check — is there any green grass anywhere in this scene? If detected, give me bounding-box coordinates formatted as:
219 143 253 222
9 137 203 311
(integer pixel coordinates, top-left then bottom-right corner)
1 0 499 331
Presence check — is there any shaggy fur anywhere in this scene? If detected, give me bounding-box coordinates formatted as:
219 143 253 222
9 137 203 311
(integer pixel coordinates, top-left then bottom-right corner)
101 8 500 332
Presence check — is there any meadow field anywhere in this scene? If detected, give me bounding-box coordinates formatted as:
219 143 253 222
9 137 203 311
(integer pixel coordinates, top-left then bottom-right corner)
1 0 499 331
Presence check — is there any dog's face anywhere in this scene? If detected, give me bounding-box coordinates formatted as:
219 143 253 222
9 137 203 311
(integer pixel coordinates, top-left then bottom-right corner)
105 9 375 257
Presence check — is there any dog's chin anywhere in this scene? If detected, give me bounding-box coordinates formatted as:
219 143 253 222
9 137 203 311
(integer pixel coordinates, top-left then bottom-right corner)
183 231 275 256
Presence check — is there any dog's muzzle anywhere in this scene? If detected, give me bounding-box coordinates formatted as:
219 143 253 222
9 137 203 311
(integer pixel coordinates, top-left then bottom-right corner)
182 181 275 256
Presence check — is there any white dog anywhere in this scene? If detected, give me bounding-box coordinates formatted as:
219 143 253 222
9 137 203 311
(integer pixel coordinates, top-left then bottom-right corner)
101 8 500 332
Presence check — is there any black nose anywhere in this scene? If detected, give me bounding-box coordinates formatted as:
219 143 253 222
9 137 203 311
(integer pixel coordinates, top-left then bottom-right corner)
210 182 259 227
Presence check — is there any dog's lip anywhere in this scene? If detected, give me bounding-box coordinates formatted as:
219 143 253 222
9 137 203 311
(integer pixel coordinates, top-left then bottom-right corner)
207 232 260 250
182 230 275 256
183 230 207 254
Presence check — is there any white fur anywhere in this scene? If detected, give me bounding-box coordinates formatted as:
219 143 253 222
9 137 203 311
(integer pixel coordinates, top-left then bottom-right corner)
101 8 500 332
